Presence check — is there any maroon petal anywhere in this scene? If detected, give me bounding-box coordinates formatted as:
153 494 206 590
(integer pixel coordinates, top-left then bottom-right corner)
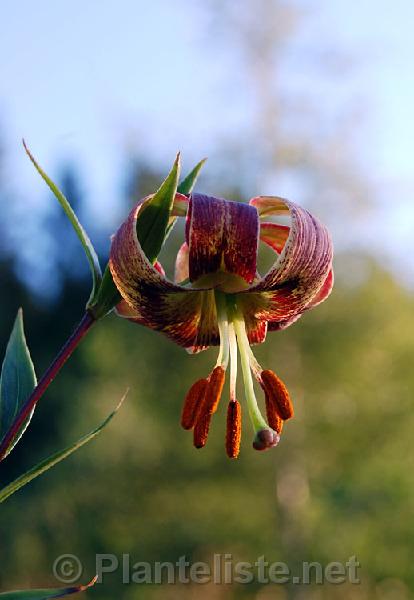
237 293 269 344
246 316 268 345
267 269 333 331
245 196 333 325
110 196 219 351
115 298 146 322
250 195 290 217
306 267 334 308
260 222 290 253
171 193 189 216
188 193 259 287
268 314 303 331
154 260 165 276
174 242 189 283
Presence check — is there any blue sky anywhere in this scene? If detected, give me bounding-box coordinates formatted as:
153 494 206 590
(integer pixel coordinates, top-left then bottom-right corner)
1 0 413 282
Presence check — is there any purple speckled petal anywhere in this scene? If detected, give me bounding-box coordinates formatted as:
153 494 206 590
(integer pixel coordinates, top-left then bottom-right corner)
266 269 333 331
110 195 218 351
188 193 259 286
244 196 333 325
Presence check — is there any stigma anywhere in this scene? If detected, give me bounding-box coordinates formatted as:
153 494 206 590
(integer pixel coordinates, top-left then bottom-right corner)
180 292 294 458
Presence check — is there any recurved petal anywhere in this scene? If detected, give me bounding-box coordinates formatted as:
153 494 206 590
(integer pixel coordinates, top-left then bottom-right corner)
237 293 269 344
188 193 259 286
266 268 333 331
260 222 290 253
247 196 333 323
306 267 334 308
110 195 183 296
110 195 218 350
268 314 303 331
246 317 268 345
174 242 190 284
115 298 145 322
154 261 166 276
171 193 189 216
250 196 290 218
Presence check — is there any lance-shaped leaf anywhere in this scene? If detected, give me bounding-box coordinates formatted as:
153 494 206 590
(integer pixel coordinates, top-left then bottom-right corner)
0 576 97 599
0 310 36 458
135 153 181 263
0 392 126 503
177 158 206 195
23 141 102 304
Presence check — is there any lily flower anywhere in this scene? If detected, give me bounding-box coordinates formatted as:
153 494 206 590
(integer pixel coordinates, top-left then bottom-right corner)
110 193 333 458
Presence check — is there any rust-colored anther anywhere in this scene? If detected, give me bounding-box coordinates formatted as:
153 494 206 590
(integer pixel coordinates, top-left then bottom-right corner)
193 412 212 448
260 370 294 420
264 392 284 434
192 366 226 449
180 378 208 430
204 366 226 414
226 400 242 459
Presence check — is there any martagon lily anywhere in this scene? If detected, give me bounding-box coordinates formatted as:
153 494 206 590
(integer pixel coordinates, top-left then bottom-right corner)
109 192 333 458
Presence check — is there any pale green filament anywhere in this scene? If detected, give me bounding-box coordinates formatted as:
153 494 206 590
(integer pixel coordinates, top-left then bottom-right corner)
228 323 238 402
246 344 262 380
215 291 230 369
233 310 268 432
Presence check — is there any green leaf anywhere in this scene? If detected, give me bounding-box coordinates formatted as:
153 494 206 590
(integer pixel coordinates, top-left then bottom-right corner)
177 157 206 195
23 141 102 304
0 310 37 457
136 153 181 263
164 158 207 239
0 577 96 599
0 393 126 504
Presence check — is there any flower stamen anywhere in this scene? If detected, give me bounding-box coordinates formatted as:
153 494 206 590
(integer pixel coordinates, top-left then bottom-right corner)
264 392 284 434
260 370 294 420
193 366 226 448
226 400 242 459
193 411 211 448
180 378 208 430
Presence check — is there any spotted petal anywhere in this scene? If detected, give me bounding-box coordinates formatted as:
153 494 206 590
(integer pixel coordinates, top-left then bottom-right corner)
267 269 333 332
110 195 219 351
188 193 259 289
246 196 333 327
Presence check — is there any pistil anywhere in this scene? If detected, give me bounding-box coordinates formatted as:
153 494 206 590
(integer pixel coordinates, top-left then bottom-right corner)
232 308 279 451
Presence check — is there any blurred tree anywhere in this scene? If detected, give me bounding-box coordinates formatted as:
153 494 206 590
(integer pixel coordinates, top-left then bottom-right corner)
206 0 373 252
